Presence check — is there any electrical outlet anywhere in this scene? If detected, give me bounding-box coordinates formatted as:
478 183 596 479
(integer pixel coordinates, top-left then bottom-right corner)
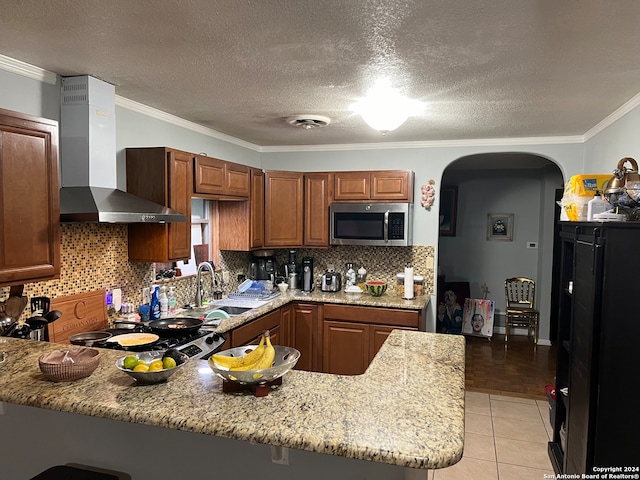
425 256 434 269
222 271 230 284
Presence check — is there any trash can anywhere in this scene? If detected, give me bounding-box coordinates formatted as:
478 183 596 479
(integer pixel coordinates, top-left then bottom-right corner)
31 464 130 480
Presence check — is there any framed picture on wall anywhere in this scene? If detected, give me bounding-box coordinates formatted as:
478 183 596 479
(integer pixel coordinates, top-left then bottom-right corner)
487 213 514 241
439 186 458 237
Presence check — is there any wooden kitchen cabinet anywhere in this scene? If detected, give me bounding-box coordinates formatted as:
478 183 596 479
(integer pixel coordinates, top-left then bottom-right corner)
289 302 319 372
193 155 250 198
218 168 264 250
0 108 60 286
264 170 304 247
230 308 282 347
322 304 420 375
304 172 333 247
334 170 414 202
549 223 640 475
126 147 193 262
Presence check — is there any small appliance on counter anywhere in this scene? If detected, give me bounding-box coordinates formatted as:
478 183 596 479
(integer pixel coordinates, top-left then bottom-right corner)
250 249 277 282
284 250 300 289
321 266 342 292
301 256 314 292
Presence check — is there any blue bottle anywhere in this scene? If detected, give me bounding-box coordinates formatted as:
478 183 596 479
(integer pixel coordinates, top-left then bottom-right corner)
149 285 161 321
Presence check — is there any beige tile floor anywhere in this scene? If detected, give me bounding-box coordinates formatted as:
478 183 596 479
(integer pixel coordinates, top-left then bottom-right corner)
431 392 555 480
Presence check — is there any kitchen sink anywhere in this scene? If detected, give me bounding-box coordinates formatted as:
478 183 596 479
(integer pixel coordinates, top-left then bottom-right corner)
178 304 252 319
214 305 252 316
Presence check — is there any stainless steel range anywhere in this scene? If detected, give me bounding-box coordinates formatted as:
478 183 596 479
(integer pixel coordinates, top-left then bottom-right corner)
100 325 226 360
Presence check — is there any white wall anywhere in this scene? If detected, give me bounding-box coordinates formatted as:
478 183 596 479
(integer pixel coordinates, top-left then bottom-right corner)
584 106 640 172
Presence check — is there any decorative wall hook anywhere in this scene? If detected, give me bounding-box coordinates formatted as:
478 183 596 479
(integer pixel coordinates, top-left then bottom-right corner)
421 179 436 210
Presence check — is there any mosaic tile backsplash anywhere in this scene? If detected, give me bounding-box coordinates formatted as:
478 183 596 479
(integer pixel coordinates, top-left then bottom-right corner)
0 224 435 321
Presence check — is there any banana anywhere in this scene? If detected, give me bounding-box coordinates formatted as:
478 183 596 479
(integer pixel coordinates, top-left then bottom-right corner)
210 334 265 369
252 331 276 370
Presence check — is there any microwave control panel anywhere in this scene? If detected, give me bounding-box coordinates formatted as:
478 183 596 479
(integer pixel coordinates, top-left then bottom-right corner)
389 213 405 239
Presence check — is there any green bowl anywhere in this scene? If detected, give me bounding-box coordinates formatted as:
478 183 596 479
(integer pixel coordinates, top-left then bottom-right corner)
365 281 388 297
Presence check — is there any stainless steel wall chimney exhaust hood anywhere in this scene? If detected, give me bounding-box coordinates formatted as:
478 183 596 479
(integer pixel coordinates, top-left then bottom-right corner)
59 76 186 223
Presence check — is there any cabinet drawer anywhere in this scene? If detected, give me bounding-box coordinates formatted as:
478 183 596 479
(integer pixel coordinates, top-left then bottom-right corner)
323 304 419 328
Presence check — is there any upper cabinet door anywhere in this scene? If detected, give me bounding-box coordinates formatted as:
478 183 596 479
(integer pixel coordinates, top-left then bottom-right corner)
0 108 60 286
264 170 303 247
334 172 371 201
167 150 192 260
194 156 225 195
371 170 413 201
304 172 333 247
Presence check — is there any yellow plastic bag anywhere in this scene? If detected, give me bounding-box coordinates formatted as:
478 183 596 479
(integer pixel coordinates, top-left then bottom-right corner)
561 174 612 221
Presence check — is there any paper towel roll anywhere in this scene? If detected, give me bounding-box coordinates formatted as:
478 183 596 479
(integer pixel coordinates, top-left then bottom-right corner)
404 266 414 299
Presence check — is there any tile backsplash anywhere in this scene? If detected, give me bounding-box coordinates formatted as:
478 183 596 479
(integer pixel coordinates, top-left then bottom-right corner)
1 224 435 320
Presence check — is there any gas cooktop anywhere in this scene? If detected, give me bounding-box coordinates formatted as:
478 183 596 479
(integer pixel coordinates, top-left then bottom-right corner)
101 327 226 360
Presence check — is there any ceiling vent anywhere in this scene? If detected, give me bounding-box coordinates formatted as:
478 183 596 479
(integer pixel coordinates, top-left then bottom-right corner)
286 115 331 129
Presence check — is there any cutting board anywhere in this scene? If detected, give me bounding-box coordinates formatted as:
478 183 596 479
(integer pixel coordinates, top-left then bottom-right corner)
48 290 108 344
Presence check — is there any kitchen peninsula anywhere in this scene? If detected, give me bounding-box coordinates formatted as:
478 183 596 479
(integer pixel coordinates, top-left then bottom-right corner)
0 326 464 479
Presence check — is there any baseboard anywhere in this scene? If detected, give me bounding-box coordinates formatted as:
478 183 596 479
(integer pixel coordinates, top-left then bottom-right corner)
492 326 552 346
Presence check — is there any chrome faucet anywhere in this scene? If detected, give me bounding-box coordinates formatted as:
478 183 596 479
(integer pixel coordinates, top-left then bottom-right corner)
195 262 216 307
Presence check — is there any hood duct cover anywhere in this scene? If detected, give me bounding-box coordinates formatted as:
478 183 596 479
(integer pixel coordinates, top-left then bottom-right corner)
59 76 186 223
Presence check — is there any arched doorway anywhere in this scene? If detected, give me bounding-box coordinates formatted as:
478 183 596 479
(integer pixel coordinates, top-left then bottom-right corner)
437 152 564 344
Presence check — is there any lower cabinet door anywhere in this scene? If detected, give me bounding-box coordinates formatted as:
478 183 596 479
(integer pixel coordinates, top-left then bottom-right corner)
291 303 318 372
323 320 369 375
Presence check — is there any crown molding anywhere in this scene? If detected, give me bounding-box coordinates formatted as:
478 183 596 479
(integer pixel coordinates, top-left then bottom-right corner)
115 95 262 152
260 135 585 153
0 55 57 85
583 90 640 141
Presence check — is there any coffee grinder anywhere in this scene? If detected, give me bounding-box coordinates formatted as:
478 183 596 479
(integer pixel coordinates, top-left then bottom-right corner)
301 256 314 292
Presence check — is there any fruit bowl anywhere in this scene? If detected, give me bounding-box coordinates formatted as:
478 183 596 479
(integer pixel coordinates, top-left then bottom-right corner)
365 281 388 297
116 350 189 384
208 345 300 385
38 348 100 382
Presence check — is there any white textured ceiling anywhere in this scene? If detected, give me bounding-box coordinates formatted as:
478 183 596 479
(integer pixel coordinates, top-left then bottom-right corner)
2 0 640 147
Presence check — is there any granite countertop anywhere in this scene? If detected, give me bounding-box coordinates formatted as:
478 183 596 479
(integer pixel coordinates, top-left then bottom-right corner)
0 329 464 471
208 289 430 334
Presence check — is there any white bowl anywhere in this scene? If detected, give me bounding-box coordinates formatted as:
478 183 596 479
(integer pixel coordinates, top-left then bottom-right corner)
277 283 289 293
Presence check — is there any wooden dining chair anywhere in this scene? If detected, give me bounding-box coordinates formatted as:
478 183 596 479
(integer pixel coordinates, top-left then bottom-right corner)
504 277 539 343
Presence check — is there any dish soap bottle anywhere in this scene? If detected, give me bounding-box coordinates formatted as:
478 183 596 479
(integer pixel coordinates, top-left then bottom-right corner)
168 286 177 315
159 286 169 318
150 285 161 321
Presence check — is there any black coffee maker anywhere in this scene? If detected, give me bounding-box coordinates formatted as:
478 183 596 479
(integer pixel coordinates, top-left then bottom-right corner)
250 250 276 282
301 256 314 292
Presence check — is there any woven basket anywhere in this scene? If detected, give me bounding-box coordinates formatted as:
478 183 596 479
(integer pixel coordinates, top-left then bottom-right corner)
38 348 100 382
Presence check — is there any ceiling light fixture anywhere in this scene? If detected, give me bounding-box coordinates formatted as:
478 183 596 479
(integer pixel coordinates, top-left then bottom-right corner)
351 79 423 134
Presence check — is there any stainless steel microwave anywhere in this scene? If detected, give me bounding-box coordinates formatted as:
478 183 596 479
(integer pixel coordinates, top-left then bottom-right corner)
329 202 413 246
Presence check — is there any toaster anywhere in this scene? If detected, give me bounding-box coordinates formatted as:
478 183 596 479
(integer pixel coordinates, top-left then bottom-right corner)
321 271 342 292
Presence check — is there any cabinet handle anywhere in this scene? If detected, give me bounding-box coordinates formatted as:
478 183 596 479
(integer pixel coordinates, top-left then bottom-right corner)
384 210 389 241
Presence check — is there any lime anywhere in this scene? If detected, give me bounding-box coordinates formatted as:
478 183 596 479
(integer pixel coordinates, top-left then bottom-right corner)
133 363 149 373
162 357 177 370
123 355 138 370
